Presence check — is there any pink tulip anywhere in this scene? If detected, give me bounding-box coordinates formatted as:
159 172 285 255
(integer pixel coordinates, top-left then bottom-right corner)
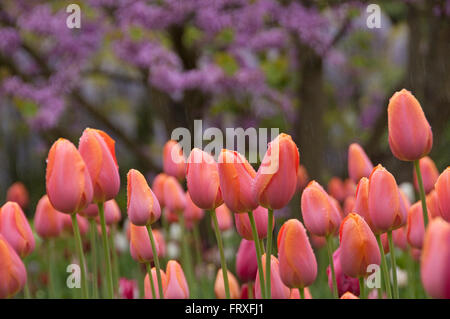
184 192 205 224
129 224 160 263
34 195 64 239
79 203 98 219
165 260 189 299
326 247 360 297
6 182 29 210
102 199 122 225
392 227 408 251
163 176 186 213
255 254 290 299
235 206 273 240
46 138 93 214
215 269 240 299
0 202 35 258
127 169 161 226
79 128 120 203
296 165 310 193
236 239 258 283
407 201 432 249
144 268 167 299
0 234 27 299
413 156 439 194
348 143 373 183
163 140 186 181
327 177 346 203
435 167 450 222
213 204 233 231
427 190 442 219
343 196 355 217
61 213 89 236
289 287 312 299
119 278 139 299
151 173 168 208
344 179 357 198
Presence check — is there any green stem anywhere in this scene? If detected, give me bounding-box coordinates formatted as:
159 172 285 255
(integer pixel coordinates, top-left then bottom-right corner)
48 239 56 298
145 263 156 299
407 247 416 298
248 211 266 299
265 208 274 299
414 160 429 227
97 203 114 299
146 224 164 299
71 213 89 298
193 223 203 267
24 280 31 299
89 220 99 299
299 287 305 299
109 225 120 293
177 213 195 297
248 281 253 299
359 277 365 299
376 234 393 299
211 210 230 299
387 231 399 298
326 235 338 298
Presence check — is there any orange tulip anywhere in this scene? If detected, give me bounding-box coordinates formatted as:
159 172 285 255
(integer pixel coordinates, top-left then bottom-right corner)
79 128 120 203
353 177 378 233
212 203 233 231
420 217 450 299
255 254 290 299
344 179 357 198
289 287 312 299
296 165 310 193
163 140 186 181
301 181 342 237
387 89 433 161
184 192 204 224
253 133 299 209
413 156 439 194
339 213 380 278
277 219 317 289
129 223 161 263
348 143 373 183
407 201 432 249
340 292 359 299
368 165 406 233
0 202 35 258
0 234 27 299
327 177 346 203
151 173 168 208
217 149 258 213
34 195 64 239
215 269 240 299
144 268 167 299
186 148 223 210
46 138 93 214
435 167 450 222
163 176 186 213
127 169 161 226
235 206 273 240
427 190 442 219
164 260 189 299
6 182 29 210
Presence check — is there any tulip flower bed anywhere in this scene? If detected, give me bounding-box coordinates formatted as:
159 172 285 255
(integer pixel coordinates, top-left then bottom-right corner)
0 89 449 300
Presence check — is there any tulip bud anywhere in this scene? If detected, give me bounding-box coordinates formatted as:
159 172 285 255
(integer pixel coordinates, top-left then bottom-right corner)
0 234 27 298
339 213 381 278
119 278 139 299
236 239 258 283
340 292 359 299
186 148 223 210
103 199 122 225
253 134 299 209
79 203 98 219
212 204 233 232
165 260 189 299
406 201 431 249
255 254 290 299
387 89 433 161
326 247 360 297
368 165 406 233
392 227 408 251
348 143 373 183
413 156 439 194
79 128 120 203
343 196 355 217
426 190 442 219
327 177 346 203
277 219 317 289
310 234 326 250
127 169 161 226
151 173 168 208
61 213 88 236
144 268 167 299
6 182 29 210
129 224 160 263
296 165 309 193
235 206 273 240
163 176 186 213
215 269 240 299
344 179 357 198
218 149 258 213
34 195 64 239
0 202 35 258
163 140 186 181
301 181 342 237
240 283 250 299
185 192 205 224
420 218 450 299
152 229 166 258
435 167 450 222
353 177 378 233
46 138 93 214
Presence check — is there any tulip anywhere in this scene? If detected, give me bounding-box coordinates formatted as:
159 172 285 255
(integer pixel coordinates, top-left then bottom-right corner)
310 234 326 250
343 196 355 217
184 192 205 224
427 190 442 219
152 229 166 258
103 199 122 225
326 247 360 297
327 177 346 203
435 167 450 222
61 213 89 236
119 278 139 299
217 149 258 213
348 143 373 183
46 138 93 214
129 223 160 263
255 254 290 299
6 182 29 210
353 177 378 233
0 234 27 299
163 176 186 213
340 292 359 299
236 239 258 283
407 201 432 249
240 283 251 299
127 169 161 226
152 173 168 208
301 181 342 237
277 219 317 289
413 156 439 194
79 203 98 219
235 206 273 240
344 179 357 198
144 268 167 299
213 203 233 232
392 227 408 252
215 269 240 299
0 202 35 258
296 165 309 193
165 260 189 299
289 287 312 299
186 148 223 210
339 213 380 279
79 128 120 203
163 140 186 181
34 195 64 239
420 218 450 299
